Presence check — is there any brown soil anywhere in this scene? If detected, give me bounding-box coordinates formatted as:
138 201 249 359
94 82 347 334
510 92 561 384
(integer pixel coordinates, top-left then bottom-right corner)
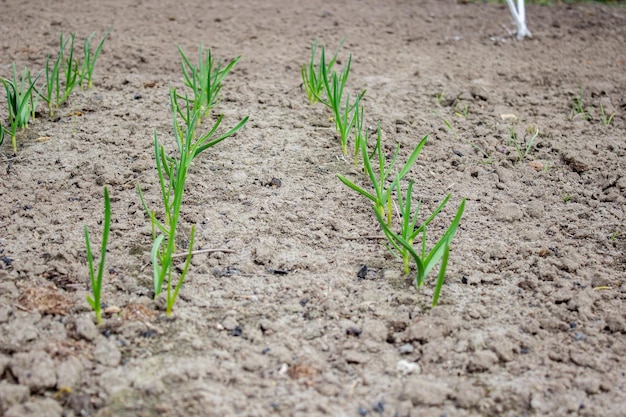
1 1 625 416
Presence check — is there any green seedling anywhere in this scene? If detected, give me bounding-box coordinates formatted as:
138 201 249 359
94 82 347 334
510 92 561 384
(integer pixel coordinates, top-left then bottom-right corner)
395 180 455 276
338 125 465 306
320 54 365 155
507 125 539 162
433 110 458 140
60 32 81 104
338 123 424 227
353 103 365 166
562 192 572 203
454 101 469 118
37 37 67 116
84 186 112 325
178 45 240 122
470 143 493 165
138 88 248 316
599 104 615 126
38 33 80 113
79 28 112 89
1 64 42 153
373 201 465 306
27 70 40 122
38 30 108 114
434 92 445 107
301 38 344 104
570 85 588 120
0 122 5 146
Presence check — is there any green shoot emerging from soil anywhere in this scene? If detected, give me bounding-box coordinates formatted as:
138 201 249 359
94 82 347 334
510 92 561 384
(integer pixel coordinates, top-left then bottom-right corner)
470 143 493 165
353 103 366 166
570 85 588 120
599 104 615 126
319 54 365 155
454 101 469 118
138 88 248 316
79 28 112 89
1 64 42 153
338 125 465 306
340 124 425 226
434 92 445 107
37 30 110 116
60 33 81 104
507 125 539 162
432 110 459 140
39 48 64 116
84 186 112 325
37 33 80 115
178 45 240 123
301 38 344 104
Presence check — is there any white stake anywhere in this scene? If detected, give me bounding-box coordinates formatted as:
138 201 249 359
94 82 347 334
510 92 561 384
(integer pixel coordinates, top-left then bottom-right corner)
506 0 531 39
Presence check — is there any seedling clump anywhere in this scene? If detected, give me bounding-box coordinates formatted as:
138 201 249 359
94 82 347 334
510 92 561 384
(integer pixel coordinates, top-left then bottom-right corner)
178 44 240 123
302 38 366 159
1 29 111 153
1 64 42 153
506 124 539 162
80 28 112 89
301 39 466 306
338 126 465 306
319 54 365 156
301 38 344 105
139 46 248 316
39 29 112 116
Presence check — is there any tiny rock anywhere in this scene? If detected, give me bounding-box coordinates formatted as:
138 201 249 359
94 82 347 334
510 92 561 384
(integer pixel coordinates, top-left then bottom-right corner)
528 160 543 172
104 305 122 315
396 360 421 376
221 316 239 331
398 344 414 354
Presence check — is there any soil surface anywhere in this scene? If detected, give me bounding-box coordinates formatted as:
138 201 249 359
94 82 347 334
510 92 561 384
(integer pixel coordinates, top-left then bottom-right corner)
1 1 625 416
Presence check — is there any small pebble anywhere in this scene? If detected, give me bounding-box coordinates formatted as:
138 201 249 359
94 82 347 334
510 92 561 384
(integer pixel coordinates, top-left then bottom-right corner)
396 360 420 376
104 305 121 315
357 265 368 279
221 316 239 331
229 326 243 337
528 160 543 172
373 401 384 413
399 343 414 354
